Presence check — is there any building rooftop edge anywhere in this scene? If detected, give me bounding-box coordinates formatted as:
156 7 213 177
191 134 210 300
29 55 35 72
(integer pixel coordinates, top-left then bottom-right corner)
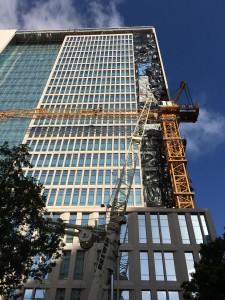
12 26 156 44
15 26 155 34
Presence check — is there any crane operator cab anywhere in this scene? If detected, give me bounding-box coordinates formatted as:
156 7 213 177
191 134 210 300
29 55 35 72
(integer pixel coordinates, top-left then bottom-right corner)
158 100 199 123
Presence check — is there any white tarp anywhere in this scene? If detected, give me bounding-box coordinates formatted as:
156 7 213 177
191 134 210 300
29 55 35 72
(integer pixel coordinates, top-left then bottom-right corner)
139 76 150 102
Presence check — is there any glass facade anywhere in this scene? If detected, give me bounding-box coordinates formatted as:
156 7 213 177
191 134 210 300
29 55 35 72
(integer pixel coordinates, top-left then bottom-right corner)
0 43 60 146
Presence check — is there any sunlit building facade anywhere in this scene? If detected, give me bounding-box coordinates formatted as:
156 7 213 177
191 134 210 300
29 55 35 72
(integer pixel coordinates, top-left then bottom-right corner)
0 28 216 300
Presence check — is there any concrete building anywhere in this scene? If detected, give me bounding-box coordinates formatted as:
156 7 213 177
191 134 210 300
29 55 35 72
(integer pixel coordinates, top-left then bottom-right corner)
0 27 217 300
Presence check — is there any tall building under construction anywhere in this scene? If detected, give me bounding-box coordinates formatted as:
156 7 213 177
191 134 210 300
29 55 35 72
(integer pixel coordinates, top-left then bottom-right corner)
0 27 216 300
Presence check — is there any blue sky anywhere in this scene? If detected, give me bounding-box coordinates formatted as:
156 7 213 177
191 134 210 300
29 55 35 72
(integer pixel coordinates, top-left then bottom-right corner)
0 0 224 236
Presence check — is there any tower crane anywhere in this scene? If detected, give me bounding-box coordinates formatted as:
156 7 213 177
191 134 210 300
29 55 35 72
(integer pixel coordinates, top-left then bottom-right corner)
0 81 199 299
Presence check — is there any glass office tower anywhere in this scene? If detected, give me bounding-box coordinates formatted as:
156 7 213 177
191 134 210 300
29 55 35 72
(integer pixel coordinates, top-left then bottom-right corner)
0 28 216 300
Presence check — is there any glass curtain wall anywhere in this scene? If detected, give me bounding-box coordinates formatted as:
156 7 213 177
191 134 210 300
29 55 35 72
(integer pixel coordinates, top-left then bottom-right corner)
0 43 61 145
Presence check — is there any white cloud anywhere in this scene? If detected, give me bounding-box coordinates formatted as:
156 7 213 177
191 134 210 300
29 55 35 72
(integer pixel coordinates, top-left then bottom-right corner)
89 1 124 28
0 0 125 30
180 107 225 156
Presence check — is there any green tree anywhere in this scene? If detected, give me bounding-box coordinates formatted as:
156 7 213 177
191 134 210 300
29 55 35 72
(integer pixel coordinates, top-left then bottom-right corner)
181 230 225 300
0 142 65 298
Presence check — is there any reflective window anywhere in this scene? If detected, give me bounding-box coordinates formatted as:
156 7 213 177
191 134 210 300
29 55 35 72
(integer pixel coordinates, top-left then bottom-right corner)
66 213 76 243
68 170 75 185
185 252 194 280
96 189 102 205
80 189 87 206
168 291 179 300
98 213 106 226
48 189 56 206
75 171 82 185
140 252 149 280
56 189 64 205
119 251 129 280
136 189 142 205
53 171 61 185
88 189 95 205
59 251 71 279
92 154 98 166
138 214 147 243
64 189 72 205
178 215 190 244
23 289 33 300
81 213 89 225
154 252 176 281
83 170 89 185
98 170 104 184
78 154 85 167
157 291 179 300
105 170 111 184
191 215 203 244
55 289 65 300
142 291 151 300
74 251 85 279
120 215 128 244
70 289 81 300
157 291 166 300
90 170 96 185
200 215 209 239
150 214 171 244
71 154 78 167
164 252 176 281
72 189 79 206
119 290 129 300
34 289 45 299
154 252 164 281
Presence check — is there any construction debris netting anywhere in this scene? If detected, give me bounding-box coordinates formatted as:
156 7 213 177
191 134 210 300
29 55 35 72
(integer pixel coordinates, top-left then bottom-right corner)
134 31 173 208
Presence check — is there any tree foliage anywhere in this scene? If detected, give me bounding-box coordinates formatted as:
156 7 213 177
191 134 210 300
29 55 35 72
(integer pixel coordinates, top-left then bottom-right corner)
181 230 225 300
0 142 65 298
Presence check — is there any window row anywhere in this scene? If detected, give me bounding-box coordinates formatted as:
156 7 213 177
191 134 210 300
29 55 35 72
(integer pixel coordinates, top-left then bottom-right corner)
53 62 134 72
139 214 171 244
44 187 142 207
28 125 135 138
51 69 135 79
57 55 133 64
49 76 135 86
43 92 136 104
57 250 177 282
23 288 180 300
33 116 136 126
61 43 133 53
61 48 133 58
47 210 207 252
29 153 140 169
28 138 130 152
65 34 133 42
45 83 135 94
138 213 209 245
42 94 136 105
178 214 209 244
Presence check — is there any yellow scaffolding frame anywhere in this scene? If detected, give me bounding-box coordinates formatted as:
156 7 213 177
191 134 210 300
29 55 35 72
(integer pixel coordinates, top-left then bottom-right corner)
162 113 195 208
